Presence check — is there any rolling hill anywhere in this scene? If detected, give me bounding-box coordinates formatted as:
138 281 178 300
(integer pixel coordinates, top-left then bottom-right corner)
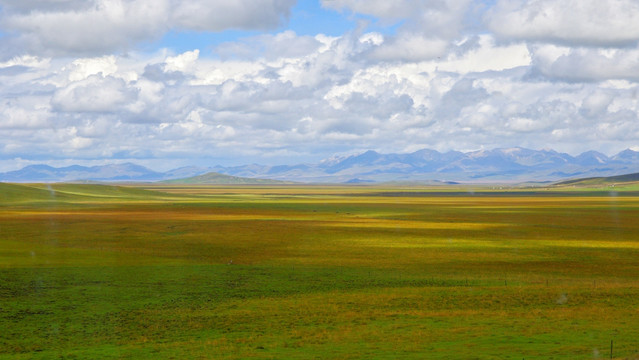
0 182 178 203
555 172 639 187
0 182 66 203
161 172 294 185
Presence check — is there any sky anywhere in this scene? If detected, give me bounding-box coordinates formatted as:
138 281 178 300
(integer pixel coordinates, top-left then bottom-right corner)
1 0 639 171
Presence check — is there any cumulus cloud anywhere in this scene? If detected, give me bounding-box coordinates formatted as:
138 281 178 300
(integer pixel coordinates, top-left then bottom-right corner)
486 0 639 47
2 40 639 164
580 91 614 118
0 0 91 13
0 0 296 56
0 98 50 130
171 0 295 32
368 34 449 62
3 1 639 167
0 55 50 69
531 45 639 82
51 75 138 113
65 56 118 81
438 35 531 73
436 78 490 120
2 0 169 56
323 0 472 62
164 50 200 72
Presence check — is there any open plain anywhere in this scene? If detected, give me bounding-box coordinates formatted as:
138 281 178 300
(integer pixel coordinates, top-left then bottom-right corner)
1 183 639 359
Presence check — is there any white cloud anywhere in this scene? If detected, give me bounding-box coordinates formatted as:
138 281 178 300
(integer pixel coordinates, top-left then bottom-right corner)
2 0 169 55
486 0 639 46
0 55 50 69
171 0 295 32
165 50 200 73
0 102 50 130
51 75 138 113
438 35 531 73
506 117 548 132
0 0 90 13
323 0 472 62
368 34 449 62
4 1 639 165
531 45 639 82
580 91 613 118
359 33 383 46
69 134 94 150
66 56 118 81
0 0 296 56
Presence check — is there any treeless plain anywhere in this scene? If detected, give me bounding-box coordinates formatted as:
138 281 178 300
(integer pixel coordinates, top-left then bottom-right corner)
1 183 638 359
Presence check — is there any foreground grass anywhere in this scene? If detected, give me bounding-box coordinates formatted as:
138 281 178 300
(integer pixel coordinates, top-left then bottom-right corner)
1 184 639 359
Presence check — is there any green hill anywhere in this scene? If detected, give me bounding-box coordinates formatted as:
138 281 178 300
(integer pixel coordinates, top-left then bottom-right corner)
555 172 639 186
28 183 180 199
0 182 67 203
1 182 178 204
162 172 292 185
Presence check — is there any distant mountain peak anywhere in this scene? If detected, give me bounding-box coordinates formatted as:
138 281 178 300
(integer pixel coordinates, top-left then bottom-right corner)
360 149 379 155
616 148 639 156
3 147 639 183
611 149 639 163
0 163 162 182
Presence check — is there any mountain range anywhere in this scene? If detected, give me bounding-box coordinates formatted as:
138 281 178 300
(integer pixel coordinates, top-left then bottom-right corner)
2 147 639 183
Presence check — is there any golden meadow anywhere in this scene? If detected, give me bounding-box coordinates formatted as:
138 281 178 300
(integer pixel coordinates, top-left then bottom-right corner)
1 183 638 359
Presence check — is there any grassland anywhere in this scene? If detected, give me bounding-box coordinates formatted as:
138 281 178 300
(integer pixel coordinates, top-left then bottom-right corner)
556 172 639 188
1 183 639 359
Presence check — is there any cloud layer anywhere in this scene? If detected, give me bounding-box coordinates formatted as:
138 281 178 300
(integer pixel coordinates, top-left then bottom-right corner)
1 0 639 170
486 0 639 46
0 0 295 56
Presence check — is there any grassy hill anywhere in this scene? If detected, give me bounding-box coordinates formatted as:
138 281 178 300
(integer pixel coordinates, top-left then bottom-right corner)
555 172 639 187
161 172 293 185
29 183 179 199
0 182 179 204
0 182 68 203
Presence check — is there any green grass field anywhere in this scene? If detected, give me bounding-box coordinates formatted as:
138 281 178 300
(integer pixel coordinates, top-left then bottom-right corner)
1 183 639 359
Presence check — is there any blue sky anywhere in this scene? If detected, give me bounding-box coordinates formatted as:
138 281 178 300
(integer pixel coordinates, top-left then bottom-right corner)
1 0 639 171
153 2 400 56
